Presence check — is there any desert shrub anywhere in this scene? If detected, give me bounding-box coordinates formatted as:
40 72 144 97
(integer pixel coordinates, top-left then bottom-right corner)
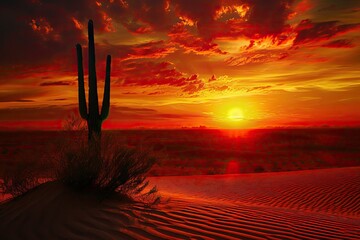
0 162 41 198
55 139 101 190
62 110 87 131
254 165 265 173
55 135 160 204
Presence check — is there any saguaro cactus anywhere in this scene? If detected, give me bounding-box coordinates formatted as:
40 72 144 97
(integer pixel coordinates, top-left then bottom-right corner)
76 20 111 140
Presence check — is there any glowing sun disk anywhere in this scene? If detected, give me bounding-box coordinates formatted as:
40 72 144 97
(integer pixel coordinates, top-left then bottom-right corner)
228 108 244 121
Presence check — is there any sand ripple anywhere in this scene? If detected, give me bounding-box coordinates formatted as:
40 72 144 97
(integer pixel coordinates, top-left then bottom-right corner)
1 167 359 239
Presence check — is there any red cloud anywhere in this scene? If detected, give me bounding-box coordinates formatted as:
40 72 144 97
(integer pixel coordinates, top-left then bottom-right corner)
119 40 176 60
117 61 204 94
104 0 297 54
174 0 294 40
213 85 229 91
246 86 272 92
172 0 221 37
171 0 294 39
226 50 289 66
169 23 226 55
293 0 313 13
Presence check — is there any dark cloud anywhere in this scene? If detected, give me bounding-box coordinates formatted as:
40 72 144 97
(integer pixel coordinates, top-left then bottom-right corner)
171 0 293 38
246 40 256 50
40 81 73 86
105 0 298 55
113 106 157 113
182 76 205 94
156 113 202 119
315 0 360 15
0 89 42 103
2 0 357 74
0 105 159 121
53 98 67 101
1 0 359 64
147 91 165 95
104 0 174 33
174 0 294 40
209 75 216 82
14 99 35 103
294 19 360 46
244 0 295 37
0 105 71 120
0 99 34 103
0 0 110 76
322 39 354 48
110 105 203 121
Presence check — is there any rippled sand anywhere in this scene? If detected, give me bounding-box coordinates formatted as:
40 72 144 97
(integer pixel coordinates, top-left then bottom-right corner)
1 167 359 239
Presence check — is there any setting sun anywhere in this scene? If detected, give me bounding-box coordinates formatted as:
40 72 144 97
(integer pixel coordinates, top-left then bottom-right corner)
228 108 244 121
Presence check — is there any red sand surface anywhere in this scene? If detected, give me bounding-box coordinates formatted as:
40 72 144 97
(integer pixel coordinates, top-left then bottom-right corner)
1 167 359 239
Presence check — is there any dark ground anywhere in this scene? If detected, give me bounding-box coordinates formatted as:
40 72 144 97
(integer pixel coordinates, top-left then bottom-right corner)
1 128 360 176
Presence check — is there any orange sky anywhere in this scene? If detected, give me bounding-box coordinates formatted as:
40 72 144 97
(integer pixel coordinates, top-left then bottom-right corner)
0 0 360 129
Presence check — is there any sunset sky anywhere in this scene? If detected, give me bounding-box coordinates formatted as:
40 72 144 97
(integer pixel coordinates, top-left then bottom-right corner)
1 0 360 129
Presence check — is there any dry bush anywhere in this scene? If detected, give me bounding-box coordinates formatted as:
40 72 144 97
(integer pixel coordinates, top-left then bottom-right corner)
62 110 87 131
0 162 41 198
54 135 160 204
55 139 100 190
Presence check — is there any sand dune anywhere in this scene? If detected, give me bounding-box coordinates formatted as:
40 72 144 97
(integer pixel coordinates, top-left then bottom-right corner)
1 167 359 239
150 166 360 218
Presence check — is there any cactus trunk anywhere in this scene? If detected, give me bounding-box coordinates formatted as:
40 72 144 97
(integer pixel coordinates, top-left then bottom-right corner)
76 20 111 141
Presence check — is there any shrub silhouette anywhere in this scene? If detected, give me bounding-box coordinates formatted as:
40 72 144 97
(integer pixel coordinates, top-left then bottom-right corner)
62 111 87 131
55 135 159 202
0 163 40 197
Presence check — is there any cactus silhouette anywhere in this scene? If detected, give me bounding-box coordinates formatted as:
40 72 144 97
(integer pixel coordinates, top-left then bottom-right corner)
76 20 111 140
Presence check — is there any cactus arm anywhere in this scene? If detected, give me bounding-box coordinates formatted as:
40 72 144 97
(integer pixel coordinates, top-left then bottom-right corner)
88 19 99 116
76 44 88 120
100 55 111 121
